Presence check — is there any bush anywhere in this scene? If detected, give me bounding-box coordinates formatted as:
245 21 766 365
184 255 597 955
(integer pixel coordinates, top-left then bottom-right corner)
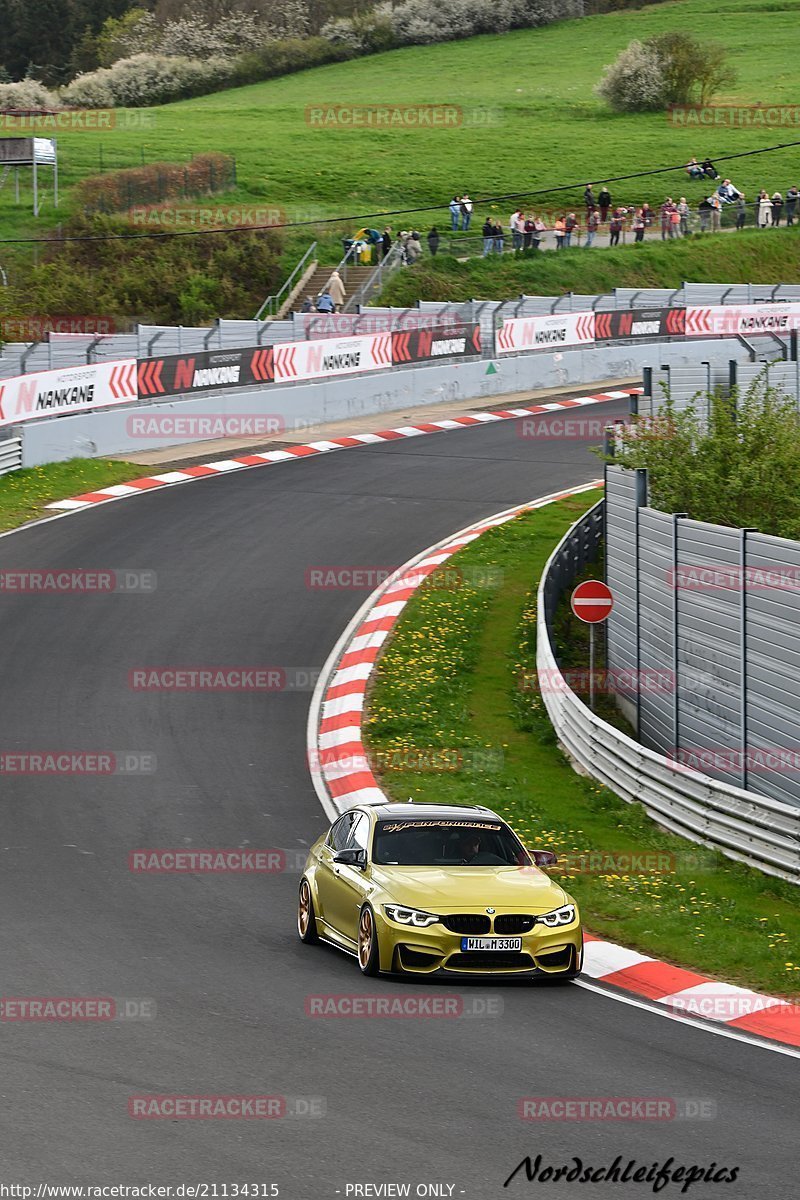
596 32 735 112
0 78 59 109
75 154 236 214
62 53 232 108
326 0 583 49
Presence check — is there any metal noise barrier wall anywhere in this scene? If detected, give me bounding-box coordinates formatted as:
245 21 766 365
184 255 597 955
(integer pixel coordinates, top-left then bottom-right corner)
537 500 800 884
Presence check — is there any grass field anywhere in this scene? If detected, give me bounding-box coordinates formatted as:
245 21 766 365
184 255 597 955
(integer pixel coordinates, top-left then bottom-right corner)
378 226 800 304
5 0 800 272
364 492 800 997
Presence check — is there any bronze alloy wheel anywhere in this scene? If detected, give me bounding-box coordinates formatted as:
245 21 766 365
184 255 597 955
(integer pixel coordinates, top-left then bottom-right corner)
297 879 318 944
358 905 380 975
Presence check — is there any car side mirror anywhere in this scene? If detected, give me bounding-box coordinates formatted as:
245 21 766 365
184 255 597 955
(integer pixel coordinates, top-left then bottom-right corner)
532 850 558 868
333 848 367 869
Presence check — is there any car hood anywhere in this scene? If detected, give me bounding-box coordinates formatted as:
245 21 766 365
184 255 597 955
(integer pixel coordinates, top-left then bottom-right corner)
370 865 568 912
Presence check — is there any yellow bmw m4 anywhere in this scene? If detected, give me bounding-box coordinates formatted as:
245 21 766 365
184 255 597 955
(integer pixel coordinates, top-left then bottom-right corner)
297 802 583 979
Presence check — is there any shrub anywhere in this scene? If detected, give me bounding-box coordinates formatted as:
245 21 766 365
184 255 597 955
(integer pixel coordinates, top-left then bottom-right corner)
75 154 236 213
595 38 666 112
596 32 735 112
62 54 231 109
0 79 59 110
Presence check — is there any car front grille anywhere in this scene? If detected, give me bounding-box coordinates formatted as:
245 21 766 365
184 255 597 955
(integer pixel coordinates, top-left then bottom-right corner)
446 952 534 972
493 914 535 934
442 914 491 935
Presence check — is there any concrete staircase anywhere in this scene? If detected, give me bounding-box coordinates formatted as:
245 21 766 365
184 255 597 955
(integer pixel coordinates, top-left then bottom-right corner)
298 264 377 311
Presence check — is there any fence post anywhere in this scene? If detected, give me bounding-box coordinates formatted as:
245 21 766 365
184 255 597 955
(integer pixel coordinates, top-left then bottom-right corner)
633 468 648 735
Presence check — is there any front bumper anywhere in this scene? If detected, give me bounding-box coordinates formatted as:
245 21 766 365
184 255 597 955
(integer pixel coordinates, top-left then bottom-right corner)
375 913 583 977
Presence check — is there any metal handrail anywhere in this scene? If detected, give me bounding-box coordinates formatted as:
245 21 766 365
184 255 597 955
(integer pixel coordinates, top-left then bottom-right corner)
254 241 317 322
345 242 403 312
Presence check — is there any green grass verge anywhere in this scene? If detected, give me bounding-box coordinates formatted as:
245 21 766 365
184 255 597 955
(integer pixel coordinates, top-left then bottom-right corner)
364 490 800 996
0 459 145 531
377 228 800 306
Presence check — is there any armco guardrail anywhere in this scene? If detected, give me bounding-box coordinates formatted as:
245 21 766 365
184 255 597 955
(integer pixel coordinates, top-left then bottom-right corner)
537 501 800 884
0 436 22 476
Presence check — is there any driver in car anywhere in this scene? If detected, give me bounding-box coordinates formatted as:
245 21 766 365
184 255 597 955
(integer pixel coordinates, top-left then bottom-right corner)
456 831 482 863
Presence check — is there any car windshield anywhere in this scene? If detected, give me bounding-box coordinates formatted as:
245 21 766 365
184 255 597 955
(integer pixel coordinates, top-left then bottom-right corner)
372 819 531 867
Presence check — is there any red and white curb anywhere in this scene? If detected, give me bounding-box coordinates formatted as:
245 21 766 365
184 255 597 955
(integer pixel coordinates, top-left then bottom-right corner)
45 387 640 513
307 484 800 1053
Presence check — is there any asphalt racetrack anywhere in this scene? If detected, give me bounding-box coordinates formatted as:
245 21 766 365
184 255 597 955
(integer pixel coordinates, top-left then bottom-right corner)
1 400 797 1198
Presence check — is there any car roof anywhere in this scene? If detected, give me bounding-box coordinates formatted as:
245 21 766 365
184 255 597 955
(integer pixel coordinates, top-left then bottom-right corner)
356 801 502 820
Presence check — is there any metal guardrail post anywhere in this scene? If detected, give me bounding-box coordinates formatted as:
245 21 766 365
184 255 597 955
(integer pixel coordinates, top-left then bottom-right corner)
85 335 103 364
147 331 164 357
203 320 220 349
20 341 41 375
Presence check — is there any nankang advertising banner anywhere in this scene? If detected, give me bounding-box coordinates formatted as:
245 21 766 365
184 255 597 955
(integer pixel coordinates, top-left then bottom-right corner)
685 302 800 337
594 309 686 339
495 312 595 354
0 359 137 428
137 346 274 398
392 324 481 363
272 333 393 382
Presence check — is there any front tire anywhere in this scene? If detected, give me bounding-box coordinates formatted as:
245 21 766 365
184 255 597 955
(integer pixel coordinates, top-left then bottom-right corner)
297 878 319 944
357 904 380 976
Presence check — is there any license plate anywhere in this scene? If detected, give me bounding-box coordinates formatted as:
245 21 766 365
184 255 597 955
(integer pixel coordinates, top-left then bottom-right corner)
460 936 522 952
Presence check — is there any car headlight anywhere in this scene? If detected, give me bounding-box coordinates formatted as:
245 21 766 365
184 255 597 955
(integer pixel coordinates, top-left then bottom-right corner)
536 903 577 928
383 904 440 928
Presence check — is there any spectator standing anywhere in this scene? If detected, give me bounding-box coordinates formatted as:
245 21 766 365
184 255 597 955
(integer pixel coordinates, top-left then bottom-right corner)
326 270 346 311
609 208 623 246
678 197 690 236
493 219 505 254
758 190 773 227
460 194 473 231
564 212 577 247
585 207 599 247
510 209 525 251
632 208 645 243
772 192 784 226
709 192 722 232
449 196 462 231
641 202 654 229
554 215 566 249
584 185 596 217
598 187 612 222
660 198 677 240
381 227 392 258
427 226 440 255
406 231 422 263
735 195 747 230
523 214 536 250
786 185 799 225
698 196 712 232
482 216 494 256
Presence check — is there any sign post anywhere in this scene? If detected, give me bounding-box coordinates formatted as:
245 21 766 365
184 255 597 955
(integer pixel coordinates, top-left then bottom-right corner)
570 580 614 711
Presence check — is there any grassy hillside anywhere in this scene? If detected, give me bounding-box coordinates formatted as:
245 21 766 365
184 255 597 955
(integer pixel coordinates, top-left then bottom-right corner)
377 228 800 304
7 2 800 234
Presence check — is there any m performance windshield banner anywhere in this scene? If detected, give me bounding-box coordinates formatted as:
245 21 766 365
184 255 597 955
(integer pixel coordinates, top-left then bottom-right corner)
0 359 137 428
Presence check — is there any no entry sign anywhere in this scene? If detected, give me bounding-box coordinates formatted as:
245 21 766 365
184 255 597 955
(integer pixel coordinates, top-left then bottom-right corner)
571 580 614 624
